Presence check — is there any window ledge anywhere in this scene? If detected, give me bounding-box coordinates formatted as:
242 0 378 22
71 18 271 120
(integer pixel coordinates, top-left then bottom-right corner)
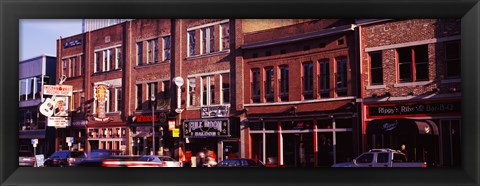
92 69 122 75
441 78 461 84
186 50 230 60
366 84 386 90
134 62 167 69
394 81 432 87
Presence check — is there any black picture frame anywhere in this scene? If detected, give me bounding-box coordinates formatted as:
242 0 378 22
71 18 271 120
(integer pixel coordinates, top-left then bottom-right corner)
1 0 479 185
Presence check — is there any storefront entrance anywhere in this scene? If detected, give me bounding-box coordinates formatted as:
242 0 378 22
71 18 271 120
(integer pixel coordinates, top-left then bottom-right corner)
283 133 314 167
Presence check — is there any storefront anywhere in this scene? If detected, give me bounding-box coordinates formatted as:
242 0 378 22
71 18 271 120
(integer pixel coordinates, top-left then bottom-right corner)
129 112 175 156
248 113 355 167
183 117 240 163
87 124 128 153
364 100 461 167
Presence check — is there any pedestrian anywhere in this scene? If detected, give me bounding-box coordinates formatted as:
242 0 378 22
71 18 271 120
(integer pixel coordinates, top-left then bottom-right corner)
184 150 192 167
205 156 217 167
197 151 206 167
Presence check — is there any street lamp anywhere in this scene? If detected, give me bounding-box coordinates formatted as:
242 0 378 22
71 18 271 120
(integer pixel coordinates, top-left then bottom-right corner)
150 93 156 155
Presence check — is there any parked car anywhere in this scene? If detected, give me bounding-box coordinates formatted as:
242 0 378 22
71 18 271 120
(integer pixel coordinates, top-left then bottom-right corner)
101 155 143 167
73 149 120 167
216 158 266 167
332 149 427 168
19 151 36 167
44 150 86 167
129 155 182 167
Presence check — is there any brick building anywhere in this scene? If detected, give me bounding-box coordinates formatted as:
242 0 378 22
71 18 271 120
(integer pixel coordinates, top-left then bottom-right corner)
358 19 461 167
240 19 360 167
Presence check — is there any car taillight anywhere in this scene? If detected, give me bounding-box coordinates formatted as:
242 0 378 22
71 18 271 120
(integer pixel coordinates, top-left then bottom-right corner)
102 160 121 167
423 162 427 168
32 157 36 161
67 158 74 163
161 162 167 167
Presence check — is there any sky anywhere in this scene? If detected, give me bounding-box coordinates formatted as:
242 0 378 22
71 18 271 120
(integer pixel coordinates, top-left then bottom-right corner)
20 19 83 61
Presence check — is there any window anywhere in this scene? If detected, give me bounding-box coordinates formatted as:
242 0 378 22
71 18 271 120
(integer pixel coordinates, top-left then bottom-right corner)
116 88 122 112
265 51 271 56
136 84 142 110
303 62 313 100
148 82 158 108
337 39 344 45
27 78 35 100
252 69 260 103
397 45 429 82
72 57 76 77
336 58 347 96
356 153 373 163
201 76 215 105
252 53 258 58
95 51 101 72
188 78 197 106
108 49 114 71
445 41 460 78
68 59 72 77
221 22 230 50
369 52 383 85
201 26 214 54
280 49 286 54
80 55 84 75
115 47 122 69
377 153 389 163
148 39 158 64
188 31 196 56
265 68 274 102
221 73 230 104
63 59 67 75
103 50 109 71
319 60 330 98
163 36 171 61
19 79 27 101
35 76 42 98
279 66 289 101
109 88 114 112
137 42 143 65
162 81 170 99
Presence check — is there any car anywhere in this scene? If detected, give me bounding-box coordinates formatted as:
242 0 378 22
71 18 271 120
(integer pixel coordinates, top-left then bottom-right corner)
73 149 121 167
331 148 427 168
44 150 86 167
101 155 143 167
19 151 36 167
132 155 182 167
216 158 266 167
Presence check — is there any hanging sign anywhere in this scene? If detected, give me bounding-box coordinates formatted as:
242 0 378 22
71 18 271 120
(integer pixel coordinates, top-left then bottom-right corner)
172 128 180 138
93 83 110 122
183 119 230 138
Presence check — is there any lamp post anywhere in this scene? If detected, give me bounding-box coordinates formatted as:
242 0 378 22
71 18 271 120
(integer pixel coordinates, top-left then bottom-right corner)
150 93 156 155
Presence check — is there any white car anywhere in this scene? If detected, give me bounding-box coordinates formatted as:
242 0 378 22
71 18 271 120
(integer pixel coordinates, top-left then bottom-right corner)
332 149 426 168
137 155 182 167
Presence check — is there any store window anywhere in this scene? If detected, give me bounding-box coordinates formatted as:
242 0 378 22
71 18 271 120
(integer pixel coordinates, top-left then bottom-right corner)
319 60 330 98
251 69 260 103
221 22 230 50
369 52 383 85
188 31 196 56
279 66 289 101
445 41 460 78
302 62 313 100
201 26 214 54
137 42 143 65
163 36 171 61
336 57 347 96
265 67 274 102
221 73 230 104
397 45 429 82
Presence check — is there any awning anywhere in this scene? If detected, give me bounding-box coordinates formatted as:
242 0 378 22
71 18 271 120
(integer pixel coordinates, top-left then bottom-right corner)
131 132 152 138
366 119 438 135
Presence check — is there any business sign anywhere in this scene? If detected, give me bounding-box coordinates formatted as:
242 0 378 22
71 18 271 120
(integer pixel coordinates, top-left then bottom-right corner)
35 155 45 167
183 119 230 138
63 39 82 48
201 106 229 118
43 85 73 96
132 114 159 123
47 117 71 128
93 83 110 122
66 137 74 143
172 128 180 138
31 139 38 145
368 102 461 116
168 120 175 131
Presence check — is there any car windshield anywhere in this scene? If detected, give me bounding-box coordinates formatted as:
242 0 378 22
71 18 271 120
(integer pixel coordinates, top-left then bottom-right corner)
139 157 155 161
19 152 33 157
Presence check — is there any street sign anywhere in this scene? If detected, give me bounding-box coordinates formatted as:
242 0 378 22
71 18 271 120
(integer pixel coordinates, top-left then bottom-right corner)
172 128 180 138
66 137 74 143
31 139 38 145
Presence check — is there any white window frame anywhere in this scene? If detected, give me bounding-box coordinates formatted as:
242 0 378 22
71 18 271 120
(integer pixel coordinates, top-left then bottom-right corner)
115 47 121 69
200 76 215 106
201 26 214 54
187 78 196 107
220 22 230 51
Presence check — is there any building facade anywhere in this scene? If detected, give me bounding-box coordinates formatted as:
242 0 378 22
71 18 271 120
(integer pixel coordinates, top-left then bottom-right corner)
358 19 461 167
19 54 57 156
55 19 461 167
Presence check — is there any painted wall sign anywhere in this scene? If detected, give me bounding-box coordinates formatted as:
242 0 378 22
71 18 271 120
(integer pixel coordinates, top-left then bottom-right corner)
43 85 73 96
132 114 159 123
183 119 230 138
63 39 82 48
201 106 229 118
93 83 110 122
368 102 461 116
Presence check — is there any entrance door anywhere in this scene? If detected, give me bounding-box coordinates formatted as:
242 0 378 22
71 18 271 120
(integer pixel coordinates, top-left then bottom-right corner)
282 133 313 167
